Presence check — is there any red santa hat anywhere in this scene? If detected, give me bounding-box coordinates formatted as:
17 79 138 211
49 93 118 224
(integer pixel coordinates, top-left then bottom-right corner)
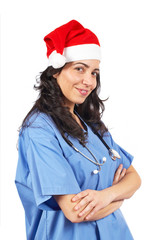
44 20 101 69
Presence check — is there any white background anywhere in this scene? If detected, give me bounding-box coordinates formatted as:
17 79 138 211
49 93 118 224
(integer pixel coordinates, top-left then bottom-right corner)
0 0 160 239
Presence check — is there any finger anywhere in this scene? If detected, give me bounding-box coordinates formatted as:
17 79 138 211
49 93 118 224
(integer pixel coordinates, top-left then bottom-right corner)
72 190 89 202
74 195 91 210
116 164 123 177
85 206 99 220
78 201 96 217
114 164 123 182
119 168 126 181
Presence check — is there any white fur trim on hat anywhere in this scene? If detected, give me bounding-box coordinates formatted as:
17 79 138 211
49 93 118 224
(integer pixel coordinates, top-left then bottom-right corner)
48 44 101 68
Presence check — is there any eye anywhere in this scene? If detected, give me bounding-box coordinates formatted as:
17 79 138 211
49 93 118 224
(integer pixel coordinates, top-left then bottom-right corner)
75 67 84 72
92 71 99 77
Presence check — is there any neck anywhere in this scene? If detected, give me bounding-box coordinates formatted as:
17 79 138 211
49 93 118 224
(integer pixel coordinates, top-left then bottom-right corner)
63 101 75 114
63 103 84 129
69 106 75 114
72 112 85 130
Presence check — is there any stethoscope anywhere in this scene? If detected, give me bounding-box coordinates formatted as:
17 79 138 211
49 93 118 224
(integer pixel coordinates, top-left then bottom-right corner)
63 131 121 174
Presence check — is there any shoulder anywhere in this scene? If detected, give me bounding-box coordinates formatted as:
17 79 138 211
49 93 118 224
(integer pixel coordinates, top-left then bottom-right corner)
102 130 114 147
20 112 59 140
27 111 54 127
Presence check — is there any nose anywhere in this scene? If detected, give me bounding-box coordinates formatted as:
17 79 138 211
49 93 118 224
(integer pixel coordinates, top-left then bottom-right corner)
82 73 95 87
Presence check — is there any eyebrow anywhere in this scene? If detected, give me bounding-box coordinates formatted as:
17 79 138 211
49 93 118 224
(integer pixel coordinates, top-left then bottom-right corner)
73 62 100 71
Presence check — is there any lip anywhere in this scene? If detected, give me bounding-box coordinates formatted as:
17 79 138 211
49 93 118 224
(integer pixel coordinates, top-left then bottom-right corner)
76 88 89 96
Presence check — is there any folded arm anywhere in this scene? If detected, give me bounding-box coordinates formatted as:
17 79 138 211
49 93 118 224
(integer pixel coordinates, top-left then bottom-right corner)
54 194 123 223
71 165 141 220
54 164 141 223
54 164 125 223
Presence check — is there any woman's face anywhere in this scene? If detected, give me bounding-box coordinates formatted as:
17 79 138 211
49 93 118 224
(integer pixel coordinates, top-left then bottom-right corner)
54 59 100 113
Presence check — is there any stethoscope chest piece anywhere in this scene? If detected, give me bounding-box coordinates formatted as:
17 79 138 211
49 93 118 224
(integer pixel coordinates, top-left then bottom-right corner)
109 149 121 161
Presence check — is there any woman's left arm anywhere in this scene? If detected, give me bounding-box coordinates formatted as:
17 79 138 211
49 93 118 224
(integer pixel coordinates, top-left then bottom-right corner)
108 165 141 201
72 165 141 220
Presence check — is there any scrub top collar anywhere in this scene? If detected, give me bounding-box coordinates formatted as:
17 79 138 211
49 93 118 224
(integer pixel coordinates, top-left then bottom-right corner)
74 110 88 133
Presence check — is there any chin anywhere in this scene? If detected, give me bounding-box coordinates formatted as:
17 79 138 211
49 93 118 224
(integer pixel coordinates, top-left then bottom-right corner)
75 99 87 105
74 95 89 105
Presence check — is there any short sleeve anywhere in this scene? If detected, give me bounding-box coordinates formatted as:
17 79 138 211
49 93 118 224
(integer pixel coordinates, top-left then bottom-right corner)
105 131 134 169
26 124 81 211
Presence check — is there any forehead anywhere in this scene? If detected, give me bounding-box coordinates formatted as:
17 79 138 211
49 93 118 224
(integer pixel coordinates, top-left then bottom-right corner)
74 59 100 67
68 59 100 69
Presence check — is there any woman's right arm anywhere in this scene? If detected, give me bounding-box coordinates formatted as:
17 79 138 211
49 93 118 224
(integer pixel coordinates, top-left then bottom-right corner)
54 194 123 223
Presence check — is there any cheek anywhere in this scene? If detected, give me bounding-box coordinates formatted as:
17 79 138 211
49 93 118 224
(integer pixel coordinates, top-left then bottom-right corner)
92 79 97 90
57 75 74 97
57 73 69 90
60 71 77 87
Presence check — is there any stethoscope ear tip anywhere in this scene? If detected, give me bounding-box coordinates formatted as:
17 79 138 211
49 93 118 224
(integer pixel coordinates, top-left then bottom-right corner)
109 149 121 160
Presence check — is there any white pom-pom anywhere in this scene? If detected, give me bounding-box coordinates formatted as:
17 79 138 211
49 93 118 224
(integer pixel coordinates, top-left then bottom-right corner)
49 51 66 69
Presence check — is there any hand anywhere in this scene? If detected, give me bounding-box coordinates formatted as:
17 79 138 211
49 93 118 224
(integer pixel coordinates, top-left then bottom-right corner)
71 164 126 220
71 188 112 220
112 164 126 185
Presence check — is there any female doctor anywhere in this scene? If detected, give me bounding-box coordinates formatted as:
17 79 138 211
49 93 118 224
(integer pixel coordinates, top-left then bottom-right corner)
15 20 141 240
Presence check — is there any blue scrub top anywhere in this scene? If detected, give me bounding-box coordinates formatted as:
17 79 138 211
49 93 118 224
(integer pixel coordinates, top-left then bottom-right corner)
15 112 134 240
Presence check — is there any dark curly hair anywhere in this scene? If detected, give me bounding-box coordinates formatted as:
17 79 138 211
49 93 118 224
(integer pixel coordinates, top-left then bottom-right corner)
21 65 108 144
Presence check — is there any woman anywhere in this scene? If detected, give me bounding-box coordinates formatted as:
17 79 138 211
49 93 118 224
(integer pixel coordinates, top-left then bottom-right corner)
15 20 141 240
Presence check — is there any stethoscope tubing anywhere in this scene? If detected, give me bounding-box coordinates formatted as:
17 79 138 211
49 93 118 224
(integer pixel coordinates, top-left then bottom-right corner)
63 131 120 163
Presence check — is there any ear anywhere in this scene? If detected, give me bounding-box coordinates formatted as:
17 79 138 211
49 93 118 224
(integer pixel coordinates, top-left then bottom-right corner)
53 72 60 79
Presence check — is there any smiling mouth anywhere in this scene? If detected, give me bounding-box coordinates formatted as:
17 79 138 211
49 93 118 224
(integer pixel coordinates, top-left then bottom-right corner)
76 88 89 96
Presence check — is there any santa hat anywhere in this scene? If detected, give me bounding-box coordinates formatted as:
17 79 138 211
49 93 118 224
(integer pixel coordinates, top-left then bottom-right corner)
44 20 101 69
